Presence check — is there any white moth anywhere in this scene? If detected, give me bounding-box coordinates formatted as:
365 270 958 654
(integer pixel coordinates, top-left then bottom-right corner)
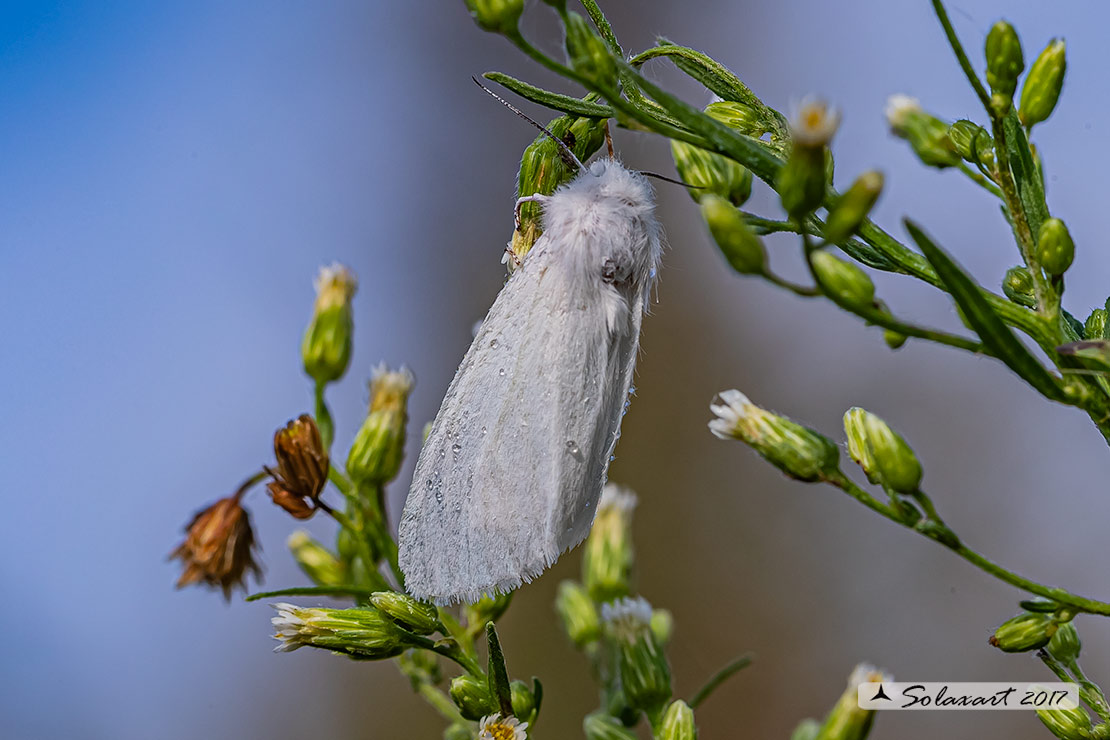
398 151 662 605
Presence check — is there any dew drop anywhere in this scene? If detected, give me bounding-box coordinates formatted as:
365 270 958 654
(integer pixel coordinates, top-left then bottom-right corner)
490 338 500 349
498 368 506 377
480 426 488 436
451 442 462 458
565 440 583 461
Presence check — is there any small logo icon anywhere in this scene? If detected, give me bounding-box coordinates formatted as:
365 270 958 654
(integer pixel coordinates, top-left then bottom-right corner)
871 684 892 701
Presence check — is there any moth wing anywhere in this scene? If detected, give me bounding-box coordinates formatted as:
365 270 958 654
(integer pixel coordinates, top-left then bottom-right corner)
399 236 641 604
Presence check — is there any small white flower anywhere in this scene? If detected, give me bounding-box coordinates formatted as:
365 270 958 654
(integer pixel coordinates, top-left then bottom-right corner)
369 362 415 395
790 97 840 146
314 262 357 294
708 389 751 439
271 603 309 652
848 662 892 689
600 595 653 627
884 94 921 132
597 483 638 513
478 712 529 740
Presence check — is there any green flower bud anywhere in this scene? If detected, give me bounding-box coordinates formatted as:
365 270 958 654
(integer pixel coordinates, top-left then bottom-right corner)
1020 39 1066 128
843 407 923 493
287 531 346 586
346 365 415 486
556 580 601 646
659 700 697 740
672 139 752 206
780 99 839 217
824 171 883 244
651 608 674 647
710 390 840 482
985 20 1024 103
584 712 639 740
705 100 770 138
510 680 536 720
1036 705 1094 740
449 673 497 720
565 12 617 89
271 603 411 659
885 95 960 168
1085 308 1107 340
818 664 890 740
989 612 1058 652
1037 218 1075 276
583 485 637 602
810 250 876 311
883 329 907 350
947 119 994 164
463 590 513 625
369 591 442 635
701 195 766 275
302 264 357 384
463 0 523 35
1048 621 1082 665
1003 265 1037 307
512 115 607 267
603 597 672 715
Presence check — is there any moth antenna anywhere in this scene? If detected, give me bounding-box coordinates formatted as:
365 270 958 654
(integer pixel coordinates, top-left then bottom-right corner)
604 120 615 158
639 171 702 189
472 76 585 172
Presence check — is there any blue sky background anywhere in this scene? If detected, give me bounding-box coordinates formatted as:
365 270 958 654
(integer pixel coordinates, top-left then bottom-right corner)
3 1 1110 738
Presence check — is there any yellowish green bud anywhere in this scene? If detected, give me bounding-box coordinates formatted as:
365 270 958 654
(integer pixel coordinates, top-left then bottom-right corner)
701 195 766 275
817 664 889 740
565 12 617 89
651 608 674 647
843 407 922 493
449 673 497 720
302 263 356 384
512 115 607 267
824 171 883 244
369 591 441 635
583 485 637 602
810 250 876 311
883 329 907 350
710 390 840 482
584 712 639 740
346 365 414 485
1020 39 1066 128
780 99 838 217
672 138 752 206
947 119 993 164
1003 265 1036 307
510 680 536 720
986 21 1024 104
1048 621 1082 665
706 100 770 137
1037 218 1075 276
1036 704 1094 740
659 699 697 740
463 0 523 35
602 597 672 714
287 531 346 586
556 580 601 646
271 603 410 659
989 612 1058 652
1085 308 1108 340
885 95 960 168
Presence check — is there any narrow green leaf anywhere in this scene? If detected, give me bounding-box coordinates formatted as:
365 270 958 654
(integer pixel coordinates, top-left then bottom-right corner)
483 72 613 119
486 622 513 716
1003 110 1048 235
531 677 544 723
245 585 379 602
615 59 783 184
689 653 754 708
632 41 761 110
905 220 1069 402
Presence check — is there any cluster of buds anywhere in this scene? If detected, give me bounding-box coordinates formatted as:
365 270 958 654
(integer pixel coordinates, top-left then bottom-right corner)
709 390 840 482
463 0 524 35
346 365 415 486
778 98 839 218
267 414 329 519
602 597 672 716
671 102 757 207
171 490 262 599
700 195 766 276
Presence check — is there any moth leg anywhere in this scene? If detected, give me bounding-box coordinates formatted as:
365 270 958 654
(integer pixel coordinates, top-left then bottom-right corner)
514 194 550 230
604 120 614 158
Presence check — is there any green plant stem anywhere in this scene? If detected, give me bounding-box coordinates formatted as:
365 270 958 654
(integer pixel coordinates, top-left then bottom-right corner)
328 464 353 496
688 653 753 708
417 683 466 724
231 469 270 503
958 162 1003 197
826 471 1110 616
314 379 334 450
764 271 821 297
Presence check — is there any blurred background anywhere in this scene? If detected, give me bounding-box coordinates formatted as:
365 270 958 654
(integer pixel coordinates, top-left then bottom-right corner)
3 1 1110 738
